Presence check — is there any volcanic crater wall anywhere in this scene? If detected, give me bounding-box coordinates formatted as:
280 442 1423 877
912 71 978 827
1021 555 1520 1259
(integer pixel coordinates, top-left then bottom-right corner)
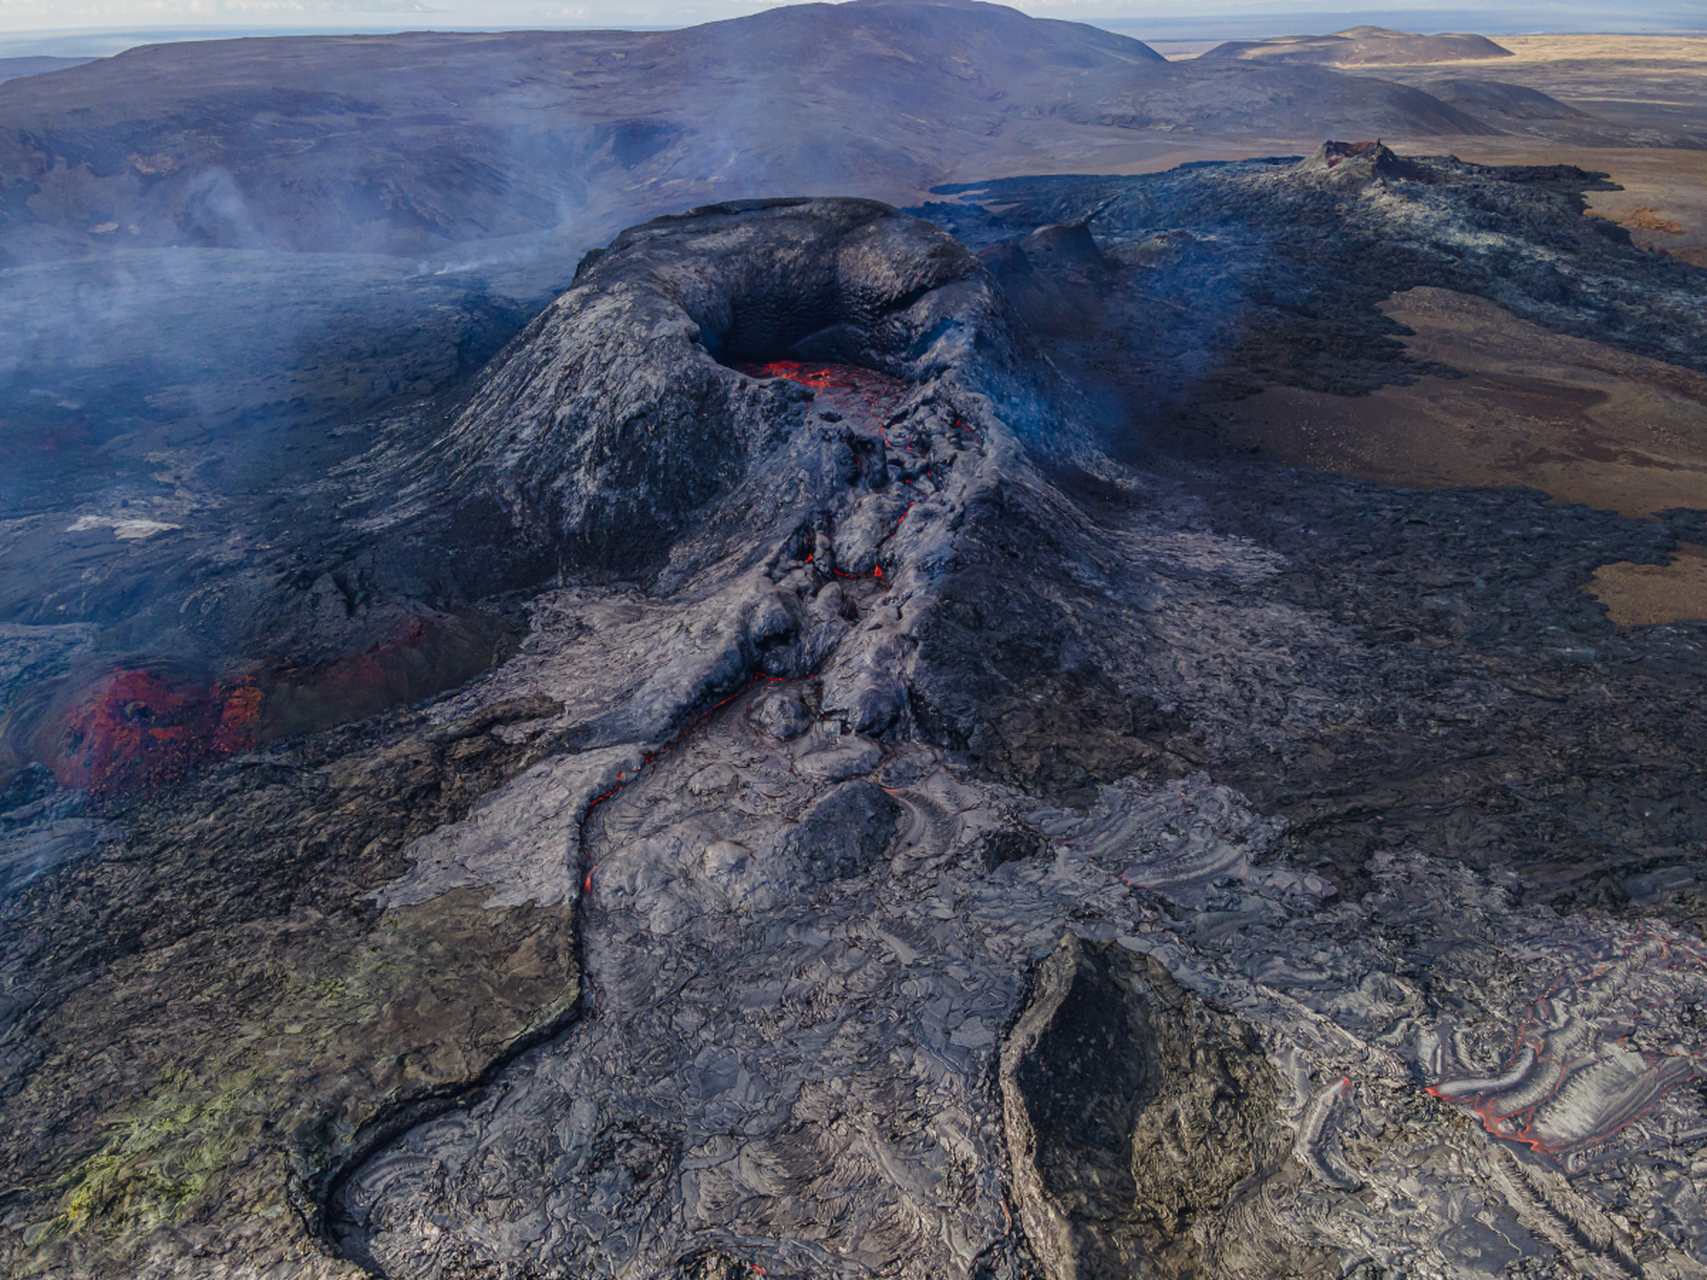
377 197 1057 586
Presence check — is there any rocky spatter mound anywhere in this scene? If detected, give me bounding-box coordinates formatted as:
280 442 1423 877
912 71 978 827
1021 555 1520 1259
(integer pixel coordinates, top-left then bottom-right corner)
6 179 1707 1280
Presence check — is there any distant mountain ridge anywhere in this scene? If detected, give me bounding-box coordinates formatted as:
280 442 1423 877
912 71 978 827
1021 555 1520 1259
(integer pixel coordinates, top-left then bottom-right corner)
0 0 1497 263
0 56 101 85
1203 26 1515 66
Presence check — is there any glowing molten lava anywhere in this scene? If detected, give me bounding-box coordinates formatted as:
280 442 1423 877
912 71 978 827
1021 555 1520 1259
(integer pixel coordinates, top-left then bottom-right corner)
39 668 263 795
27 613 511 797
733 361 910 425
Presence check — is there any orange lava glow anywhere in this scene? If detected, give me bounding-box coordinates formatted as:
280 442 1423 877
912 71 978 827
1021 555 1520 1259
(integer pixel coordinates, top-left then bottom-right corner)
735 360 938 583
41 668 263 795
32 614 499 797
732 360 913 432
732 360 906 395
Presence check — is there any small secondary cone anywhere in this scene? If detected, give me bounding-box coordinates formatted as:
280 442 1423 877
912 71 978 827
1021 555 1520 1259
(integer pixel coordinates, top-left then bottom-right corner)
1020 221 1108 269
1295 139 1423 183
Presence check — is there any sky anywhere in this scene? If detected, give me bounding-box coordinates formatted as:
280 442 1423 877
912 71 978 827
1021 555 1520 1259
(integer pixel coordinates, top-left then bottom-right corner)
1 0 1703 56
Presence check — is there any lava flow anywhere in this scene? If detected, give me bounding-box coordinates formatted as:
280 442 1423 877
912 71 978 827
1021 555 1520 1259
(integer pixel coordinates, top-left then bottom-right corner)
24 611 513 797
580 673 798 899
1427 932 1707 1159
732 360 911 426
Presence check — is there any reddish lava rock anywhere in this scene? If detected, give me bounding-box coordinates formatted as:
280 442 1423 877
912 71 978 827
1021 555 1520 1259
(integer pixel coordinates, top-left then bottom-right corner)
28 613 511 797
38 668 262 796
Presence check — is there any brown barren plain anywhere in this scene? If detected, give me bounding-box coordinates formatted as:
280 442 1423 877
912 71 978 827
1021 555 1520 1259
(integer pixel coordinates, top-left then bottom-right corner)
1587 542 1707 625
1209 288 1707 625
1152 34 1707 628
1359 33 1707 259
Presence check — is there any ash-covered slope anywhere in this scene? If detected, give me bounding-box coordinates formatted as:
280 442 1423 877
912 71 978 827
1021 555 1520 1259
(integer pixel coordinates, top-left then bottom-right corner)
1408 76 1650 147
2 168 1706 1280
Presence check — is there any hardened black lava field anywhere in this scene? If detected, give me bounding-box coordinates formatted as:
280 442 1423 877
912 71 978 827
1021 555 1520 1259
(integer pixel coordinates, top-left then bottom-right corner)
0 137 1704 1279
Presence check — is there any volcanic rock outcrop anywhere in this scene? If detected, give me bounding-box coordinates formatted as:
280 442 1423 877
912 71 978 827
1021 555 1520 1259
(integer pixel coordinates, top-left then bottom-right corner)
1000 936 1301 1279
2 159 1706 1280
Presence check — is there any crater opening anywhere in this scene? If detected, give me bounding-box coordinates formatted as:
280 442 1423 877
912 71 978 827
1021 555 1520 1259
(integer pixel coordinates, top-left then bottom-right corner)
668 200 967 393
732 359 912 427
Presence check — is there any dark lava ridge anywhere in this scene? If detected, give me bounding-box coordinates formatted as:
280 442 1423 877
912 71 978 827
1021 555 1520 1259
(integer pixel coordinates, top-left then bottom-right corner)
922 144 1706 427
